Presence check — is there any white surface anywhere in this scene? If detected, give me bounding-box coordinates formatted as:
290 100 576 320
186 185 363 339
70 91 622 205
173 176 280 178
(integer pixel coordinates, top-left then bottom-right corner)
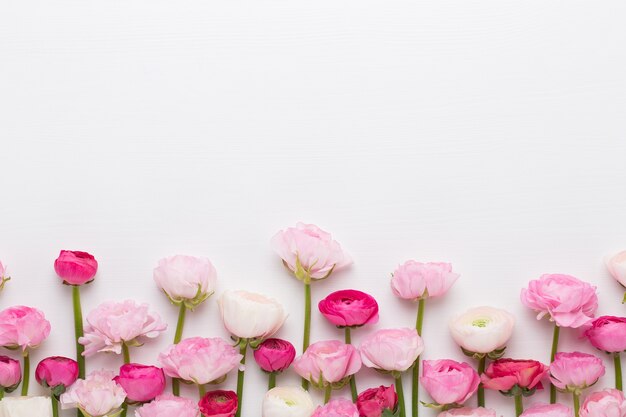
1 1 626 415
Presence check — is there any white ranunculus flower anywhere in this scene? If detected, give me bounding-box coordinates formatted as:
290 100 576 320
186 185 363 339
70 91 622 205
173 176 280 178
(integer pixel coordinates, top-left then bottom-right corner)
262 386 315 417
449 306 515 355
607 250 626 289
0 396 53 417
218 290 287 340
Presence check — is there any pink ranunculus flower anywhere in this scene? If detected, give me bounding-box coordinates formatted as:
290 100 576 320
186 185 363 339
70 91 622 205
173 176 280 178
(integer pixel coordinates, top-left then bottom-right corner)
360 328 424 372
271 222 352 282
218 290 287 340
158 337 242 385
114 363 165 404
293 340 362 388
585 316 626 353
390 261 459 301
0 355 21 392
607 250 626 289
135 394 200 417
0 260 9 291
421 359 480 406
54 250 98 286
318 289 379 328
79 300 167 356
60 370 126 417
357 385 398 417
35 356 79 389
253 338 296 373
520 274 598 328
579 388 626 417
198 390 238 417
549 352 605 392
481 358 548 393
0 305 51 351
312 398 359 417
153 255 217 309
520 403 573 417
438 408 497 417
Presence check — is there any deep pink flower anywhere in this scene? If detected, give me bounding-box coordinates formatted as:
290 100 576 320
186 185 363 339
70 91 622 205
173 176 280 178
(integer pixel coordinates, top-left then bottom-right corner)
293 340 362 387
481 358 548 393
114 363 165 404
549 352 605 392
253 338 296 373
391 261 459 301
54 250 98 285
35 356 78 389
520 403 572 417
318 290 379 328
421 359 480 406
0 305 51 351
135 394 200 417
357 385 398 417
0 356 21 391
580 389 626 417
198 390 238 417
312 398 359 417
585 316 626 353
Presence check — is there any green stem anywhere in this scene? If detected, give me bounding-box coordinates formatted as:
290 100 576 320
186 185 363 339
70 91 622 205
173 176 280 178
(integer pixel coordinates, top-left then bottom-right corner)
615 353 623 391
0 387 4 400
302 282 311 390
345 327 358 402
120 403 128 417
21 351 29 396
72 285 85 379
235 341 247 417
268 372 277 390
412 299 425 417
515 394 523 417
550 324 560 404
395 375 406 417
324 384 332 404
199 384 206 397
122 343 130 364
52 396 59 417
477 356 486 407
172 305 186 397
573 392 580 417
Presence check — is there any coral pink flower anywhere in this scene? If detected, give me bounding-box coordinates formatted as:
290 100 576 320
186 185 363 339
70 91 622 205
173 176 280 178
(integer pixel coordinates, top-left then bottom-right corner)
520 403 573 416
198 390 238 417
253 338 296 373
421 359 480 406
318 289 379 328
135 394 200 417
293 340 361 387
360 328 424 372
549 352 605 392
311 398 359 417
54 250 98 285
153 255 217 309
35 356 79 389
0 356 21 392
158 337 242 385
579 389 626 417
481 358 548 393
585 316 626 353
60 370 126 417
438 408 497 417
0 305 51 351
520 274 598 328
357 385 398 417
114 363 165 404
79 300 166 356
391 261 459 301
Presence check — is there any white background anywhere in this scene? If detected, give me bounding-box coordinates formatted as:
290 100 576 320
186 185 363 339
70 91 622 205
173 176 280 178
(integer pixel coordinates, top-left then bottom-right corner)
1 1 626 416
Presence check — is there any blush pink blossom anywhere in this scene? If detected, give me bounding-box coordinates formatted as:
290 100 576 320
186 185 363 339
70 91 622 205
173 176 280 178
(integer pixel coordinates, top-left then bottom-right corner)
438 408 497 417
311 398 359 417
293 340 361 387
360 328 424 372
421 359 480 406
134 394 200 417
271 223 352 281
318 289 379 328
549 352 605 392
520 403 573 417
114 363 165 404
0 305 51 351
158 337 242 385
0 356 21 391
520 274 598 328
481 359 548 392
79 300 167 356
390 261 459 301
579 389 626 417
60 370 126 417
54 250 98 285
153 255 217 309
253 338 296 373
607 250 626 288
585 316 626 353
218 290 287 340
35 356 79 389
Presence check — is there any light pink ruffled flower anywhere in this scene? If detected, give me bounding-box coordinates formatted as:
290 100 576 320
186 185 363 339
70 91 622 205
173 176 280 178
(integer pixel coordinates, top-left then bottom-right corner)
360 328 424 372
311 398 359 417
585 316 626 353
438 408 496 417
391 261 459 300
421 359 480 406
153 255 217 309
0 305 51 351
580 389 626 417
520 403 573 417
135 394 200 417
293 340 361 387
271 223 352 281
607 250 626 288
520 274 598 328
158 337 242 385
549 352 605 392
60 370 126 417
79 300 166 356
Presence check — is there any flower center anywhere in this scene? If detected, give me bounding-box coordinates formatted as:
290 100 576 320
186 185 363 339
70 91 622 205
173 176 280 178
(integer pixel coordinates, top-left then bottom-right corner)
471 318 490 328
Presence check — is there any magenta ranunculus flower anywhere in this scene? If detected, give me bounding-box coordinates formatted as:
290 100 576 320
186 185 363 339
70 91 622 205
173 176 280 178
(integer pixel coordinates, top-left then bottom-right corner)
35 356 78 390
158 337 242 385
549 352 605 392
198 390 238 417
114 363 165 404
481 358 548 393
438 408 497 417
135 394 200 417
421 359 480 406
579 388 626 417
54 250 98 286
293 340 361 388
312 398 359 417
253 338 296 373
60 370 126 417
153 255 217 309
520 403 573 417
0 305 51 351
390 261 459 301
79 300 167 357
585 316 626 353
360 328 424 372
0 356 21 392
318 289 379 328
357 385 398 417
520 274 598 328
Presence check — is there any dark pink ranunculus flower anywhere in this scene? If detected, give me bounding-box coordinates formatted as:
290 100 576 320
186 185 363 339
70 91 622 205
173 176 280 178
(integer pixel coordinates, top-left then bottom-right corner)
198 390 238 417
318 289 379 328
481 358 548 393
357 385 398 417
253 338 296 373
54 250 98 285
35 356 79 389
114 363 165 404
585 316 626 353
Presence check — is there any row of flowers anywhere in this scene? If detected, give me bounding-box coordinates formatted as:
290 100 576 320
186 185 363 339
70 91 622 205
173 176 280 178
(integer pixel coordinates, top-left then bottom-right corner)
1 223 626 417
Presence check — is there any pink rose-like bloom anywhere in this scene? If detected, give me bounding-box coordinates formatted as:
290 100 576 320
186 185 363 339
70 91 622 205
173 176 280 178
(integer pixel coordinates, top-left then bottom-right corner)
35 356 79 389
60 370 126 417
481 359 548 392
585 316 626 353
579 389 626 417
253 338 296 373
153 255 217 309
357 385 398 417
158 337 242 385
318 290 379 328
135 394 200 417
607 250 626 288
438 408 497 417
360 328 424 372
0 356 21 391
421 360 480 406
293 340 361 387
391 261 459 301
0 305 51 351
79 300 167 356
520 403 573 417
271 222 352 281
550 352 605 392
312 398 359 417
198 390 238 417
114 363 165 403
54 250 98 285
520 274 598 328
